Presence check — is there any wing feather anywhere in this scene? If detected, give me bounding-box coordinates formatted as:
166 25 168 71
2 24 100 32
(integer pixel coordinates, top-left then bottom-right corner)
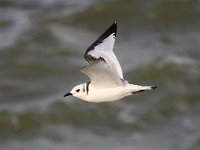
81 59 123 88
84 22 123 79
84 22 117 59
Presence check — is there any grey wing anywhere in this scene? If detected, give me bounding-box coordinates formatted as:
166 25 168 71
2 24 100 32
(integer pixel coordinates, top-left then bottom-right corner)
80 59 123 88
84 22 124 79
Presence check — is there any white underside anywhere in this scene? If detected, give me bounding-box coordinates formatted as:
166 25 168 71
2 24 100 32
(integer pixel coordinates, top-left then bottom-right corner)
77 84 152 102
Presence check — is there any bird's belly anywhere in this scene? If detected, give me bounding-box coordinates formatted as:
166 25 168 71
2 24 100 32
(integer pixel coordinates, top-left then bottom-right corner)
84 87 129 102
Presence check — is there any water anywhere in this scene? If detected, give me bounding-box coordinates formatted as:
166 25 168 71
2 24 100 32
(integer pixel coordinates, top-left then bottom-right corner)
0 0 200 150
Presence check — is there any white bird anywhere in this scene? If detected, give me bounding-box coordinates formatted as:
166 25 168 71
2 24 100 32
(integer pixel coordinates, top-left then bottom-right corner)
64 22 157 102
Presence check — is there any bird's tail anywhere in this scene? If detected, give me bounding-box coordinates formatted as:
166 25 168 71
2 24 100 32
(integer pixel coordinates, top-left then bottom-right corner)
130 85 157 94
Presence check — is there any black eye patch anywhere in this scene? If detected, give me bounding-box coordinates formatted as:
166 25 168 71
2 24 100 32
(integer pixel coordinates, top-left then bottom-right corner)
76 89 80 92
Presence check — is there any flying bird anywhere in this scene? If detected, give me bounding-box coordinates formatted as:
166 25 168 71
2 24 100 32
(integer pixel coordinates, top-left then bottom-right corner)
64 22 157 102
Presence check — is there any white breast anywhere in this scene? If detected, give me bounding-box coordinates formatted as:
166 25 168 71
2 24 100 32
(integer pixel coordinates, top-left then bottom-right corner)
82 86 130 102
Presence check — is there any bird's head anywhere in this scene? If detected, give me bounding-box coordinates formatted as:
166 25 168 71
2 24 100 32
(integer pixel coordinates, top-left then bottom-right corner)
64 84 85 99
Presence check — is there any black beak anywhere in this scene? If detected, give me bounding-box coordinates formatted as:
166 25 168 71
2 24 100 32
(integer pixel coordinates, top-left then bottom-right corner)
64 92 72 97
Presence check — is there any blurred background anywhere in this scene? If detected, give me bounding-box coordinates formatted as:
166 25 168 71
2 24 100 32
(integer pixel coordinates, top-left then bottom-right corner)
0 0 200 150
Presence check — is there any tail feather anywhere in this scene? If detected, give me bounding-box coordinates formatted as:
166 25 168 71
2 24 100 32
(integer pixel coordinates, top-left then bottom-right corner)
151 86 157 89
131 85 157 94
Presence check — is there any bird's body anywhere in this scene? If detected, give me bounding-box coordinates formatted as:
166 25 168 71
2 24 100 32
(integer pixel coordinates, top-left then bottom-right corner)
64 22 156 102
76 82 154 102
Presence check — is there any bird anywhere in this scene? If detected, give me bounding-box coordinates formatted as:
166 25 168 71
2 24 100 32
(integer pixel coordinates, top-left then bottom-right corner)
64 22 157 102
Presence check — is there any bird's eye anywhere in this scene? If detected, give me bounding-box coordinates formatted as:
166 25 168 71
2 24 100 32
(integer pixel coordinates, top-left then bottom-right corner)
76 89 80 92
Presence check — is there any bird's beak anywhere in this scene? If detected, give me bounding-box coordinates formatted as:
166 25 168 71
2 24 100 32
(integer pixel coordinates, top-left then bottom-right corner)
64 92 72 97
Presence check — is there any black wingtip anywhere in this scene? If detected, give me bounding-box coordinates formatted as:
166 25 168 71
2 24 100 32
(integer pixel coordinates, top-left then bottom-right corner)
98 22 117 40
84 22 118 62
113 21 117 27
91 21 117 43
98 21 117 39
113 21 117 25
151 86 157 90
110 22 117 37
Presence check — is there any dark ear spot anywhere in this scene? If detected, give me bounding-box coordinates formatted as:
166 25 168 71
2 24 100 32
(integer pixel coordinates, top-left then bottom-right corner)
76 89 80 93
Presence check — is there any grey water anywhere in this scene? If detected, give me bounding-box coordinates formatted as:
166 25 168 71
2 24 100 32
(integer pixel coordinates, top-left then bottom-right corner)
0 0 200 150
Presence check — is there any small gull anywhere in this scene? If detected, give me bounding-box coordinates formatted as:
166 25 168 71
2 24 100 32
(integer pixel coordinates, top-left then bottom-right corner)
64 22 157 102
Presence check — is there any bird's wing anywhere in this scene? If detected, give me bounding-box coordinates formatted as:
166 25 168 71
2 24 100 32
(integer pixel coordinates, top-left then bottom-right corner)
81 59 123 88
84 22 123 79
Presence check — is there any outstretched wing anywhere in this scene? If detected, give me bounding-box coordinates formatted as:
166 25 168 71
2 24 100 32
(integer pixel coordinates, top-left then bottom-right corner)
84 22 123 79
81 59 123 88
